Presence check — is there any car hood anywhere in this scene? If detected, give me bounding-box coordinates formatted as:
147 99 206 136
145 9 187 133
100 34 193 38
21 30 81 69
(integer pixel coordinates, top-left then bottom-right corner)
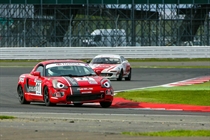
90 64 119 71
50 76 102 87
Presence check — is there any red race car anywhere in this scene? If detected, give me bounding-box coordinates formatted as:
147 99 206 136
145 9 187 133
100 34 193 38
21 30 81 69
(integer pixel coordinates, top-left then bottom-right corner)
17 60 114 108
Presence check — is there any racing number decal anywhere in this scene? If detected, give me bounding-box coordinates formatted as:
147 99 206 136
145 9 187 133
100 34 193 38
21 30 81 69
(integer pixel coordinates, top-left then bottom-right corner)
35 80 42 95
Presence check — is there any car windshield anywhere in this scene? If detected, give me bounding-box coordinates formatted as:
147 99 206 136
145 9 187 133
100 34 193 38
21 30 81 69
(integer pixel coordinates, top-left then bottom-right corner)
45 63 97 77
91 57 121 64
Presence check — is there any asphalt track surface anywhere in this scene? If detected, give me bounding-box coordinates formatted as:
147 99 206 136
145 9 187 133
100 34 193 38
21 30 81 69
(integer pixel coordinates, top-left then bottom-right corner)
0 66 210 140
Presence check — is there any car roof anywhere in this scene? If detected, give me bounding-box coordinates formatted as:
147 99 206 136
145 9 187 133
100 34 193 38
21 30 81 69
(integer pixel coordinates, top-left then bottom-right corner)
94 54 121 58
39 59 85 65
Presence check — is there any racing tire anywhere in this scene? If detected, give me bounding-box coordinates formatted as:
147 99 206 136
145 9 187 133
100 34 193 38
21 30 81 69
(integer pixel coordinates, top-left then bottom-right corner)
117 70 123 81
73 103 83 107
17 85 30 104
125 69 131 81
44 87 56 106
100 101 112 108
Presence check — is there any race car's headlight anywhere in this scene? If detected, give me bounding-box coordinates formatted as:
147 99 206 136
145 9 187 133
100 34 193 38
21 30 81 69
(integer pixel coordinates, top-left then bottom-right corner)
100 79 111 88
52 80 68 89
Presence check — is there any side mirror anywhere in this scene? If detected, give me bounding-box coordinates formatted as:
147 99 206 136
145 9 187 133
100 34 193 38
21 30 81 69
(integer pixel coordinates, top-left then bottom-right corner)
86 60 91 63
32 71 41 77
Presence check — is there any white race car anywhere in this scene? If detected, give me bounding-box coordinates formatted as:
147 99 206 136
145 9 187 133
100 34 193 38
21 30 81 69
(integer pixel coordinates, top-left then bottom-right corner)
87 54 131 81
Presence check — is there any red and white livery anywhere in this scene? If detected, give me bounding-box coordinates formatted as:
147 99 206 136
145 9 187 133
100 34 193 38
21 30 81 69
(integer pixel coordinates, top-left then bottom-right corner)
17 60 114 108
88 54 131 81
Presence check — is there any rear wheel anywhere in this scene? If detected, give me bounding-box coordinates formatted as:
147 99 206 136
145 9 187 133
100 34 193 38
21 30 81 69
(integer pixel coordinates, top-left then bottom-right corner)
44 87 56 106
100 101 112 108
117 70 123 81
73 103 83 107
17 85 30 104
125 69 131 81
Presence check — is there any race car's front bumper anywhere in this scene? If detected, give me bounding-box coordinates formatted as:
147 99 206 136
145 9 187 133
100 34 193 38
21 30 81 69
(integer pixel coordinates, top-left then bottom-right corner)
99 72 119 79
48 87 114 104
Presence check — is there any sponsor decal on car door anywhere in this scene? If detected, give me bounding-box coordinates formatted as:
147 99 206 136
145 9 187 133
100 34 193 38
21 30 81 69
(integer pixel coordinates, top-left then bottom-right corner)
26 76 43 101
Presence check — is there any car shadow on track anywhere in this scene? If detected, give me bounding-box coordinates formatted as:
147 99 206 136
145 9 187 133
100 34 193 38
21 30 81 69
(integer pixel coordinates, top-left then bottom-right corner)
29 103 105 108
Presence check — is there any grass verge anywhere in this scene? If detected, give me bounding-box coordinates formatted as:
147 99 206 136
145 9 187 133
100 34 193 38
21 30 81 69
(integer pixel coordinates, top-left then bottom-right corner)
0 115 16 119
0 58 209 68
115 82 210 106
122 130 210 137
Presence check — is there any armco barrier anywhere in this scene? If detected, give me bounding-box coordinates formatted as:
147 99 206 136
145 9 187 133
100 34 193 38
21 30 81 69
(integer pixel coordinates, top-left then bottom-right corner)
0 46 210 59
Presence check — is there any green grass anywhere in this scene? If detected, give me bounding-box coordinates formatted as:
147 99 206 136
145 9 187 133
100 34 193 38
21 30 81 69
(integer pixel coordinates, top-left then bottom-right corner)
0 58 209 68
120 82 210 137
122 130 210 137
115 82 210 106
0 115 16 119
0 59 42 62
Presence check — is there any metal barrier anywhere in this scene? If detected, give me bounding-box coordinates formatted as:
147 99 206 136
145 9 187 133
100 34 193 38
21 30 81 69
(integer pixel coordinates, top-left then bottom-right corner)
0 46 210 59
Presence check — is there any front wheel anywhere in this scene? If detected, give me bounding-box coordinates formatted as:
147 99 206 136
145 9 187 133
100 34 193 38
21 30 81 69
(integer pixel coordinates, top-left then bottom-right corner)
125 69 131 81
100 101 112 108
117 70 123 81
44 87 56 106
17 85 30 104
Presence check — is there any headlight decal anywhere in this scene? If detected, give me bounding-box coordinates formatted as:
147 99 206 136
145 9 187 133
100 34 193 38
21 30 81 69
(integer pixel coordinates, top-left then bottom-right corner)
100 79 111 88
56 82 65 88
104 81 110 88
52 80 68 89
